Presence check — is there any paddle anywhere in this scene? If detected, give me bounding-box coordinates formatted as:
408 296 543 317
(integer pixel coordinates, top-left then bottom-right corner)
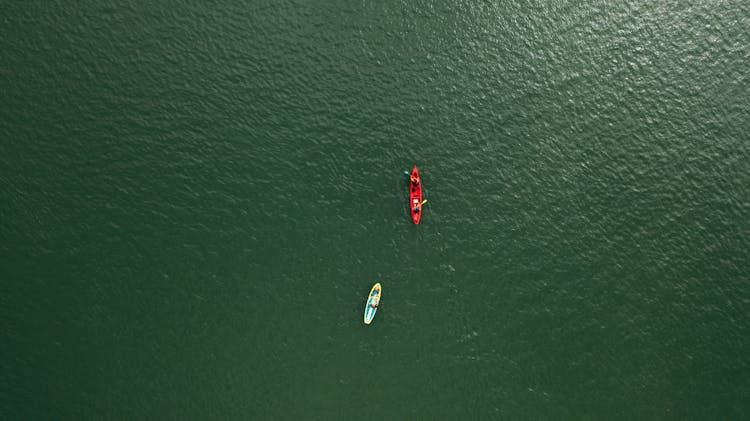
404 169 420 184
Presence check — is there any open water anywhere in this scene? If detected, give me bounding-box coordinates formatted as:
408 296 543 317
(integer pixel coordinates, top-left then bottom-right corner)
2 0 749 419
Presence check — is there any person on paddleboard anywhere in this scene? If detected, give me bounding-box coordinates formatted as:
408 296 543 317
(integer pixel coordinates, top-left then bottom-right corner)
370 290 379 308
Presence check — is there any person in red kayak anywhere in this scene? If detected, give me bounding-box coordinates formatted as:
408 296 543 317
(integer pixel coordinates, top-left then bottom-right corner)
412 199 426 214
410 174 420 187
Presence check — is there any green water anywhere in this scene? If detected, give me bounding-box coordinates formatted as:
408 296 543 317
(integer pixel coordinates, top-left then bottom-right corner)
2 0 749 419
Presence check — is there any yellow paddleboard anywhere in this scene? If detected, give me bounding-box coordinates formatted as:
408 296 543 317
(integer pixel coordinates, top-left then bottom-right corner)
363 283 381 325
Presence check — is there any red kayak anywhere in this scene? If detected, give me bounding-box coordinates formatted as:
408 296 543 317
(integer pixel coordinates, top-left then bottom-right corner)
409 165 423 224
